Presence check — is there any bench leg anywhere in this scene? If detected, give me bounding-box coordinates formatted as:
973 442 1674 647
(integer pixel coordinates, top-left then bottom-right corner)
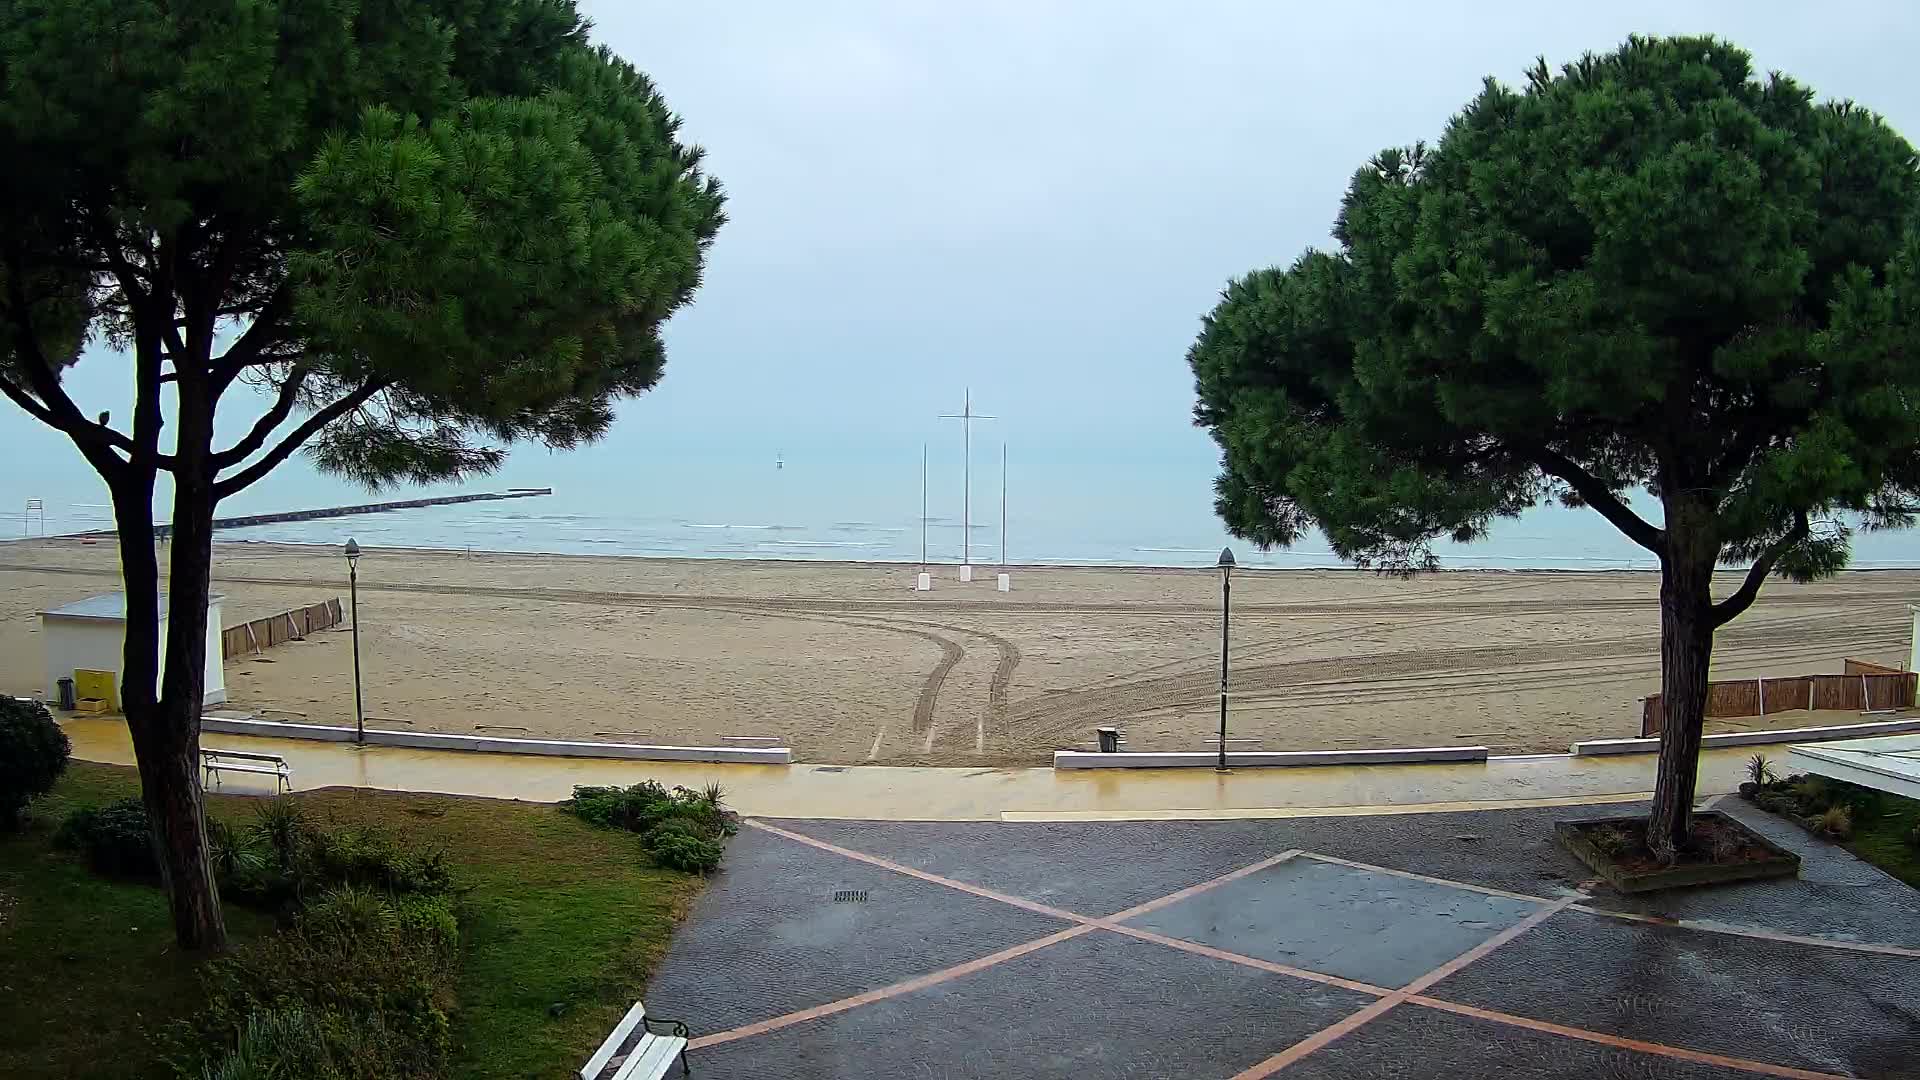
680 1047 690 1076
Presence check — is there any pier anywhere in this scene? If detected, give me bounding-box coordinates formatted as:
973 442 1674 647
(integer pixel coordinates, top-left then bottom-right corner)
142 489 552 539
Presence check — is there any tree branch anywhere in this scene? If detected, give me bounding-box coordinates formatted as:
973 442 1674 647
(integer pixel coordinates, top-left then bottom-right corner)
0 251 136 472
1711 514 1810 628
212 378 390 500
210 286 290 396
1522 443 1665 553
211 365 310 468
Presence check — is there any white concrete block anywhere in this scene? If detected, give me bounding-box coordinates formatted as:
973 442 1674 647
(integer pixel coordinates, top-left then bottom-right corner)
959 564 974 582
996 573 1011 592
1570 716 1920 756
197 717 792 764
1052 746 1488 769
915 572 932 591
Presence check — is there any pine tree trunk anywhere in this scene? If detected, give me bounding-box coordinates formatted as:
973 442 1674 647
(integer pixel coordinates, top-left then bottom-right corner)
111 399 228 951
1647 513 1717 860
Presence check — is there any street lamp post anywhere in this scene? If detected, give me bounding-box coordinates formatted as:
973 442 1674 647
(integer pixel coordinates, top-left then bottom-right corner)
1216 547 1235 771
345 538 365 745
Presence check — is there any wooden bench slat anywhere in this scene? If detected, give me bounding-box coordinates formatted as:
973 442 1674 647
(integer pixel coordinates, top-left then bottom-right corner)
201 749 287 764
613 1036 684 1080
581 1002 647 1080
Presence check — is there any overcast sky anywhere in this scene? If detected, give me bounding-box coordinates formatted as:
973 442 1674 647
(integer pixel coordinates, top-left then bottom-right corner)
581 0 1920 465
5 1 1918 513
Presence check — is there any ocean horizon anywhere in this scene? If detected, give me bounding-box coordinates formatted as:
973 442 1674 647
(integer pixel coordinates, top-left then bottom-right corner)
14 446 1920 572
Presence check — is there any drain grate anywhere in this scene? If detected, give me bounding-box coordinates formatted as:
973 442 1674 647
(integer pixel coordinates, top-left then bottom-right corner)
832 890 869 903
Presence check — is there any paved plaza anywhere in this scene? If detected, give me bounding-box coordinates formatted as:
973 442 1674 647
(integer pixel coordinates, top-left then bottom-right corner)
645 800 1920 1079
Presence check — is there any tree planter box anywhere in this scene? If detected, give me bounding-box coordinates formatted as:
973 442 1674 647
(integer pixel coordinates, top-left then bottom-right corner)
1555 812 1801 893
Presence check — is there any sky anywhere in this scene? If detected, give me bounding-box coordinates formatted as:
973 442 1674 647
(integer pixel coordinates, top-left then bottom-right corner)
5 1 1920 533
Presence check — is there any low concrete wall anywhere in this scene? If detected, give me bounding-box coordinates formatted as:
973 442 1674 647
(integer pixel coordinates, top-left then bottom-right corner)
199 716 792 764
1053 746 1489 769
1572 716 1920 757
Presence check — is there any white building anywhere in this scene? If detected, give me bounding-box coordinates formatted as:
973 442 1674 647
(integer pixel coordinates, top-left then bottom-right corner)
38 592 226 708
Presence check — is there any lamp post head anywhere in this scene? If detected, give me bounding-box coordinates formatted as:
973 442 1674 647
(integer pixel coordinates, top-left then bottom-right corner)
344 538 360 566
1217 547 1236 574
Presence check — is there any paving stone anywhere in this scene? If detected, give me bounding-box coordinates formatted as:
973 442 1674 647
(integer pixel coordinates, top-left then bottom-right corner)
1576 800 1920 949
685 929 1376 1079
1280 1005 1762 1080
1426 907 1920 1077
1125 856 1542 988
642 825 1070 1033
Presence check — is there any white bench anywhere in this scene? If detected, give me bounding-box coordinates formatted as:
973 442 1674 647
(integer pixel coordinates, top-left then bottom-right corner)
200 747 291 794
580 1001 689 1080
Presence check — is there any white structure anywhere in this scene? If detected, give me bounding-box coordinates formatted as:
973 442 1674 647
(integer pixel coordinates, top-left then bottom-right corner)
915 572 932 591
39 592 226 708
1787 733 1920 800
997 573 1011 592
1909 604 1920 673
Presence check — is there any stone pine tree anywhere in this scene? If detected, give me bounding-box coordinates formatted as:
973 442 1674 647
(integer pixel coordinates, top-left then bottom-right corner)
1190 36 1920 857
0 0 724 948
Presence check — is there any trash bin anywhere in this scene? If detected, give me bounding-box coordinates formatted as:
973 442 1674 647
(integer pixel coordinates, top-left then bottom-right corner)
57 676 76 711
1096 726 1120 753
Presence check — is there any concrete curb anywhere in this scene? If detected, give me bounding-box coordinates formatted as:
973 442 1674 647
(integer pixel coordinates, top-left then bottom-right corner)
199 716 792 764
1570 716 1920 756
1052 746 1489 769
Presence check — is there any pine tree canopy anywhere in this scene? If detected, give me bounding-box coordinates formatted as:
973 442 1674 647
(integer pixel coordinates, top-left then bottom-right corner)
0 0 725 491
1191 35 1920 591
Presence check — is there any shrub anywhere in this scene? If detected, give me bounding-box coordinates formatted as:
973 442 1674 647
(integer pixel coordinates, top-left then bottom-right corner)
643 818 726 874
1813 804 1854 840
0 695 69 830
305 825 454 896
1790 776 1833 814
564 781 735 873
184 888 460 1080
1745 754 1776 788
56 798 159 878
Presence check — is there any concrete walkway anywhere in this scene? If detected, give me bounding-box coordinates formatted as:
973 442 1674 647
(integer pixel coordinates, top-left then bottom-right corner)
645 801 1920 1078
65 717 1763 820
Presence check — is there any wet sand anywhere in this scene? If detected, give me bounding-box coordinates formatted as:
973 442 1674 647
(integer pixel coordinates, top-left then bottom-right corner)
2 539 1912 765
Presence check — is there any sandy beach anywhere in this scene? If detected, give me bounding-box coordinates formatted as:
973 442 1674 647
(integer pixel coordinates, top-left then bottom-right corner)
1 539 1913 766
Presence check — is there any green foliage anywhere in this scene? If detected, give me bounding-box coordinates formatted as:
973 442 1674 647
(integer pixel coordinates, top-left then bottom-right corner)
1746 754 1777 787
563 782 734 873
184 888 461 1080
5 762 706 1080
1814 804 1855 839
0 695 68 829
1192 34 1920 578
642 818 726 874
0 0 725 489
1791 776 1834 814
56 797 159 879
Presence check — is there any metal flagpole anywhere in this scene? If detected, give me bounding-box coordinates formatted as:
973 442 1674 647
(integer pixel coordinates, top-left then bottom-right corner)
1000 442 1007 566
920 443 928 569
939 390 995 574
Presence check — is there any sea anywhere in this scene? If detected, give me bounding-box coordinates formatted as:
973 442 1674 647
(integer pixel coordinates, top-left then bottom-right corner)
10 438 1920 571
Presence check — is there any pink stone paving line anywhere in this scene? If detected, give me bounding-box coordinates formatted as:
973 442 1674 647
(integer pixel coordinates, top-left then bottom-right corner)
1407 999 1851 1080
693 821 1884 1079
1229 894 1585 1079
1298 851 1920 959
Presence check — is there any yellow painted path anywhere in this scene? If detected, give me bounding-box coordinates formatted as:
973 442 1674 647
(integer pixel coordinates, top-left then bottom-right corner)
62 717 1758 821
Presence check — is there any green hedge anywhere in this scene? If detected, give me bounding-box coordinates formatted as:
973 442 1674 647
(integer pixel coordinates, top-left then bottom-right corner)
562 781 734 873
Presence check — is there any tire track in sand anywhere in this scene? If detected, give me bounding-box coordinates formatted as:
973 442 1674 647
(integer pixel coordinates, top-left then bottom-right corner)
701 606 964 760
881 618 1023 754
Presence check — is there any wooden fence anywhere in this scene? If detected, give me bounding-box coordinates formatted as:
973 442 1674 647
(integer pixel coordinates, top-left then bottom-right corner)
1640 659 1917 736
221 598 344 660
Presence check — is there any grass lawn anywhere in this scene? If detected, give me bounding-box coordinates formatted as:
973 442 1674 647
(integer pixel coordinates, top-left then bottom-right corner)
0 762 707 1079
1843 788 1920 889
